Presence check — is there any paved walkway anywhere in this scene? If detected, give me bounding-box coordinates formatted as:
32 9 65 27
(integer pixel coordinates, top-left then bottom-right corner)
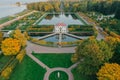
26 53 50 70
44 68 74 80
79 12 106 40
26 49 78 80
0 11 37 29
26 41 76 53
26 41 79 80
65 33 90 39
95 26 105 40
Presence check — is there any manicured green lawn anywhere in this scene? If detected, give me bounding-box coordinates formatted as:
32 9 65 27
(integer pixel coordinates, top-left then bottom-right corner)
72 68 97 80
49 71 68 80
0 17 14 24
8 53 95 80
33 53 73 68
9 55 46 80
0 55 12 71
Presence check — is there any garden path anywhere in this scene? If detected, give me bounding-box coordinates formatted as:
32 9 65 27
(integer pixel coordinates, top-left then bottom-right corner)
26 42 79 80
0 11 37 29
26 41 76 53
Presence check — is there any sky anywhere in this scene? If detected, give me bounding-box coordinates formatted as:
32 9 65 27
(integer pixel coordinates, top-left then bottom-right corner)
0 0 47 4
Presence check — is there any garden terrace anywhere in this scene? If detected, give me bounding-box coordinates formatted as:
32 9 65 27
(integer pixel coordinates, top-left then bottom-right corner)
2 12 42 30
68 25 94 36
0 10 32 24
27 25 54 32
86 12 120 35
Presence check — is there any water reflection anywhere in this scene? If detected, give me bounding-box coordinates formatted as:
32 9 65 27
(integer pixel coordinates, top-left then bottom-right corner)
38 13 85 25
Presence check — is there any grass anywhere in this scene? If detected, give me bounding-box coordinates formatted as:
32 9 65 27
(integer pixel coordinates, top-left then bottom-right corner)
0 17 14 24
9 55 46 80
0 10 32 24
72 68 97 80
0 55 12 70
7 53 95 80
33 53 73 68
49 71 68 80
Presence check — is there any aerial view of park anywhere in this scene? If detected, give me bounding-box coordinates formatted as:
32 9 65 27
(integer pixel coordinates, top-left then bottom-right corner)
0 0 120 80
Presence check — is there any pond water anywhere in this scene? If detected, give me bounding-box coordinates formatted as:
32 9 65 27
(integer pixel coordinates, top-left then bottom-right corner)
43 34 79 42
33 34 79 42
38 13 86 25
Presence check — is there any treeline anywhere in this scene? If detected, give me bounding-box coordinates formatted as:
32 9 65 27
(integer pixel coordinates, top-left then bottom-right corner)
87 1 120 19
27 1 120 19
27 2 60 12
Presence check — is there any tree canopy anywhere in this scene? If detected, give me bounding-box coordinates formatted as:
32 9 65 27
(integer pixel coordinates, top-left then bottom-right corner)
72 37 113 75
97 63 120 80
0 32 3 50
13 29 27 47
1 38 21 55
105 36 120 64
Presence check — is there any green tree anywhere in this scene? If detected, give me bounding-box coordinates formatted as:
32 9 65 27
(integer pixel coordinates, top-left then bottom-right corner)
115 3 120 19
72 38 113 75
104 36 120 64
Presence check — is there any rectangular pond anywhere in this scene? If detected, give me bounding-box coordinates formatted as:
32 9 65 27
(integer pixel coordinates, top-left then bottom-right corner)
32 34 79 42
36 13 87 26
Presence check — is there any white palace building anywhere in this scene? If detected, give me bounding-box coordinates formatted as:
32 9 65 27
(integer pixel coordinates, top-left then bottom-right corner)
54 23 68 33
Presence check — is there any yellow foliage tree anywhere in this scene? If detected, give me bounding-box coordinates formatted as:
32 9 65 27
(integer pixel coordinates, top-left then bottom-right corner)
1 38 21 55
71 53 79 63
0 31 3 44
23 31 30 40
97 63 120 80
0 31 3 49
105 36 120 49
13 29 27 47
44 3 53 11
16 49 26 63
1 66 13 79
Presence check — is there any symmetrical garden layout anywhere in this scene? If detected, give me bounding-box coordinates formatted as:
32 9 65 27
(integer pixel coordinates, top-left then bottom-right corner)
0 11 105 80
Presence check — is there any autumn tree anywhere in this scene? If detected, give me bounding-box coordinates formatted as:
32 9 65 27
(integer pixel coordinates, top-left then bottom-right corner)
97 63 120 80
1 38 21 55
44 3 54 11
13 29 27 47
0 32 3 50
53 2 60 11
23 31 30 40
16 49 26 63
72 37 113 75
105 36 120 64
1 66 13 79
